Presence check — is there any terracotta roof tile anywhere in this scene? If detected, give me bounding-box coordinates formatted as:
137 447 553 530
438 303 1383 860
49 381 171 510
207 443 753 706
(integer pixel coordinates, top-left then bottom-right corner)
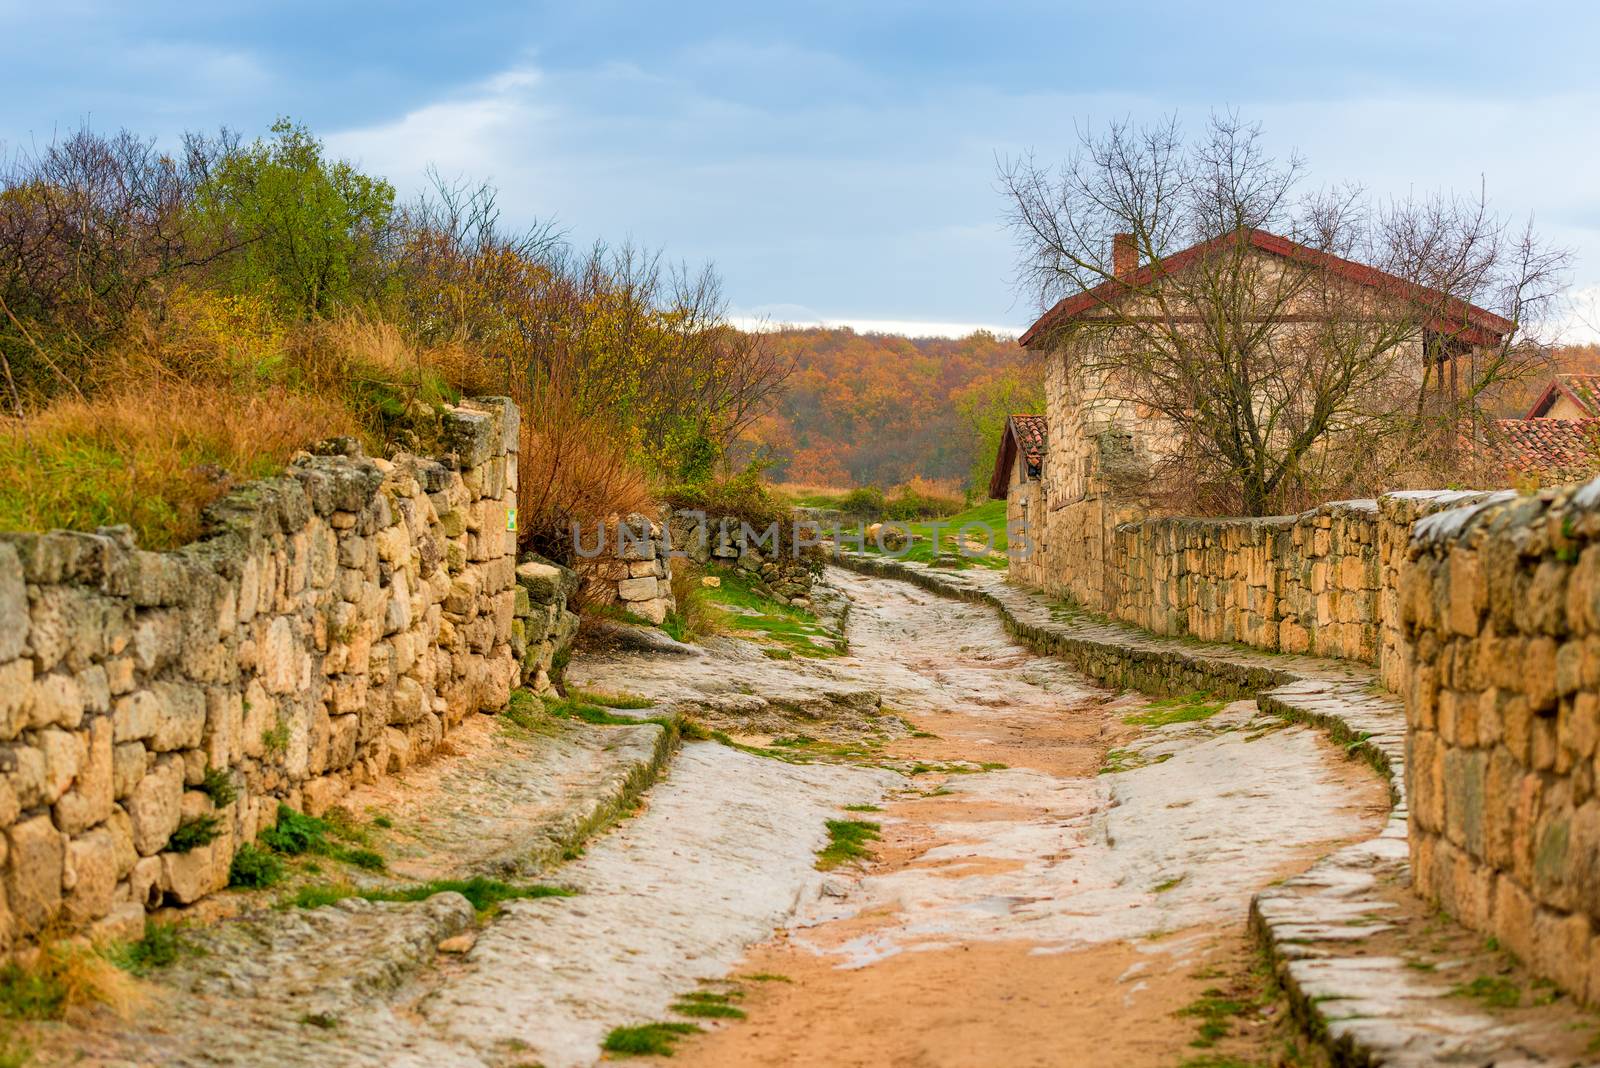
1479 418 1600 481
1010 414 1047 477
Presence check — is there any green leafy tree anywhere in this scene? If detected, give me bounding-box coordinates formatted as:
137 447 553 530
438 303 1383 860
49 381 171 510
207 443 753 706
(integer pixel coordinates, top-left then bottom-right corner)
199 119 396 318
954 368 1045 499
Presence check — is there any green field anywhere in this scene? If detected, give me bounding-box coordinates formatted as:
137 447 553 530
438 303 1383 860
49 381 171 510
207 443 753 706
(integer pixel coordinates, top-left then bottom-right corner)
856 499 1010 570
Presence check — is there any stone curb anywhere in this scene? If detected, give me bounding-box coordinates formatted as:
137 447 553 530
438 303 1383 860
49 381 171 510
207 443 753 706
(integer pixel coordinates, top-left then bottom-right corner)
831 551 1532 1067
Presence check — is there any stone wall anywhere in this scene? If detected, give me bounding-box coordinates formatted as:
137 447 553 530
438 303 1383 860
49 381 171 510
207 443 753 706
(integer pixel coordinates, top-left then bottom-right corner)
1105 500 1382 662
590 513 677 625
1402 481 1600 1002
0 397 532 947
667 511 818 607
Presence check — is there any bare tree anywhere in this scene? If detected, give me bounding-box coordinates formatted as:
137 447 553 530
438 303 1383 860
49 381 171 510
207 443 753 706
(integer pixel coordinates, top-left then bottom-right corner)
1000 112 1569 514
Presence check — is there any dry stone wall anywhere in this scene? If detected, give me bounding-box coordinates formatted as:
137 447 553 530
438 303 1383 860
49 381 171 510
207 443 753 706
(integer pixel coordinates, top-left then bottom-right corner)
1402 481 1600 1003
0 397 533 947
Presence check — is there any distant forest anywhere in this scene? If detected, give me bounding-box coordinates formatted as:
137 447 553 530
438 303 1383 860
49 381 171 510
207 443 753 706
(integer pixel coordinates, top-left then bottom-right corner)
747 328 1041 492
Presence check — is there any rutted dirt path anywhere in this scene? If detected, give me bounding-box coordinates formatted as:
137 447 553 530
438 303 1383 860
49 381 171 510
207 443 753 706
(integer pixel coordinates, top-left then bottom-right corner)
650 570 1390 1067
34 569 1387 1068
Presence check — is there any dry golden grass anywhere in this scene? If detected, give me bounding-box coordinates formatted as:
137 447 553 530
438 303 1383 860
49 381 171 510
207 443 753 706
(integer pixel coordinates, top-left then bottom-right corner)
665 560 728 642
0 382 355 549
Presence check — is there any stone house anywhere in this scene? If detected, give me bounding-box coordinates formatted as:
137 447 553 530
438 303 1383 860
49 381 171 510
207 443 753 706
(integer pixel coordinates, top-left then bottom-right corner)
987 414 1047 585
1525 373 1600 420
1001 228 1511 602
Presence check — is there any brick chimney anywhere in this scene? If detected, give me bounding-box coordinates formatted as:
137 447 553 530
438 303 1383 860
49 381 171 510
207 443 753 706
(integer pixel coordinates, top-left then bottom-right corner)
1112 233 1138 280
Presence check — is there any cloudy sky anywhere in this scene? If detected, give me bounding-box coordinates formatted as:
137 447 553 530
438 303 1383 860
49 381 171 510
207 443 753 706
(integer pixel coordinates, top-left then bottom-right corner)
3 0 1598 337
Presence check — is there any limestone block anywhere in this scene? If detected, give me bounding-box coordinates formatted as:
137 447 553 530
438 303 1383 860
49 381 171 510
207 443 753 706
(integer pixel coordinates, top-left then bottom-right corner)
162 831 232 906
617 577 658 602
0 659 32 740
6 814 63 934
0 543 26 663
301 775 347 817
148 680 207 752
39 728 83 806
632 597 669 625
54 715 113 835
127 758 183 856
63 826 119 924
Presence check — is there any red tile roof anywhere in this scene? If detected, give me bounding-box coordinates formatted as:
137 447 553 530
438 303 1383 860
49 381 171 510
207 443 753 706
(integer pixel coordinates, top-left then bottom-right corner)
1010 414 1047 477
1478 418 1600 481
1524 374 1600 419
1019 228 1513 349
988 414 1048 500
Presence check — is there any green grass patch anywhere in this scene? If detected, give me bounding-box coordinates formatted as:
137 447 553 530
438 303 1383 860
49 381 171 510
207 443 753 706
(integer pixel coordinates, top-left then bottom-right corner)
602 1021 700 1056
856 499 1010 570
290 877 575 916
816 819 881 870
255 803 387 871
1451 975 1522 1008
110 921 199 975
701 565 844 658
1179 987 1253 1048
1152 875 1187 893
228 842 286 888
742 972 792 983
1122 692 1227 728
843 803 882 812
0 962 64 1020
671 990 747 1019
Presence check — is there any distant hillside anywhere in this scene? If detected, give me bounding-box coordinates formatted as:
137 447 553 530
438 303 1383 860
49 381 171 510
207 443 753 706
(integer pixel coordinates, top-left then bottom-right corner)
745 328 1041 492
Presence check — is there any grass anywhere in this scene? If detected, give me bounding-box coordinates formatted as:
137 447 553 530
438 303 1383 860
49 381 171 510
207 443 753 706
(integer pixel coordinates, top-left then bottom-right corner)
855 498 1010 570
697 565 843 658
290 877 575 916
1122 691 1227 728
0 382 356 549
1179 987 1254 1048
109 921 200 975
569 688 655 710
1152 874 1187 893
843 803 882 812
1450 975 1522 1008
228 842 286 888
671 991 746 1020
816 819 881 870
601 1022 700 1056
251 803 388 873
0 941 142 1022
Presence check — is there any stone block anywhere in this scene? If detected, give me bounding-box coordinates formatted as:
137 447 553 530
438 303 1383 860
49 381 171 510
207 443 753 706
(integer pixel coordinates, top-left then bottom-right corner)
617 577 658 603
127 758 183 856
5 814 63 934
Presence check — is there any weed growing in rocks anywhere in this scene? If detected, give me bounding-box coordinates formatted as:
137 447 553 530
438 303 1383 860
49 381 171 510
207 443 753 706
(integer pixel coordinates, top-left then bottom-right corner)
258 804 389 871
299 1011 341 1029
1451 976 1522 1008
198 766 238 807
843 803 882 812
816 819 881 870
168 815 221 852
602 1022 700 1056
227 842 285 888
290 877 575 917
261 717 290 757
110 921 200 975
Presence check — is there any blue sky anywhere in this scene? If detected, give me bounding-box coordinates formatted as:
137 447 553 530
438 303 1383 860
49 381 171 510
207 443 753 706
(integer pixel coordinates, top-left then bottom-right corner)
4 1 1599 337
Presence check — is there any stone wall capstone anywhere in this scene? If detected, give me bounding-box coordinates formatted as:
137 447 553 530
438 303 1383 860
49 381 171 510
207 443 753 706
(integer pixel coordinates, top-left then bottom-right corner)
0 396 538 946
